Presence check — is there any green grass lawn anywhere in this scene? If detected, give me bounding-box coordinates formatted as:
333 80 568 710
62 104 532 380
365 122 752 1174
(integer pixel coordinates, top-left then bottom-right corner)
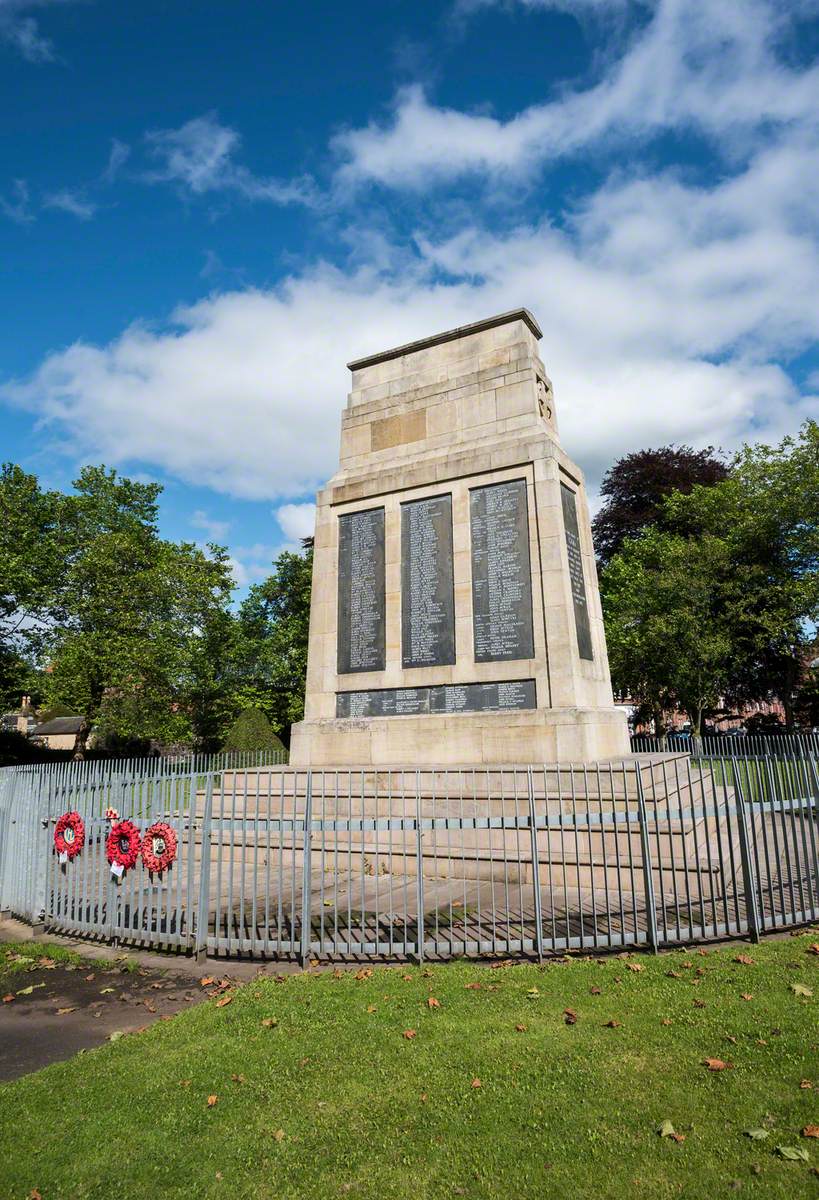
1 935 817 1200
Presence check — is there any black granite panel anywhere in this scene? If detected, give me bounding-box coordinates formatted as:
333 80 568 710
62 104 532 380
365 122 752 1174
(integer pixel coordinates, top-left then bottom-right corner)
401 494 456 668
470 478 535 663
560 483 594 661
336 679 536 718
337 507 386 674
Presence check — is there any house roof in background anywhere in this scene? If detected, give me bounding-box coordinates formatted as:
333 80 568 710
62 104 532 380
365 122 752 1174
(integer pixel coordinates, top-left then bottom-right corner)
32 716 86 736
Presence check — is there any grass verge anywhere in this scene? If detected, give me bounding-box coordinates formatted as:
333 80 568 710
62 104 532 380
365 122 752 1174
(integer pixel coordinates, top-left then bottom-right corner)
1 934 817 1199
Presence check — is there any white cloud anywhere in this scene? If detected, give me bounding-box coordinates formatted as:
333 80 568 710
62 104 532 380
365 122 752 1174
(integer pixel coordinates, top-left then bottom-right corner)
0 0 59 62
333 1 819 190
42 188 97 219
275 502 317 542
101 139 130 184
144 112 320 208
190 510 231 542
1 0 816 512
0 178 33 223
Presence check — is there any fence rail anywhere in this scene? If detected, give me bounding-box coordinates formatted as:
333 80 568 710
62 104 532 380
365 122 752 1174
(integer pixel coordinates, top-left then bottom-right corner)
631 732 819 758
2 748 817 961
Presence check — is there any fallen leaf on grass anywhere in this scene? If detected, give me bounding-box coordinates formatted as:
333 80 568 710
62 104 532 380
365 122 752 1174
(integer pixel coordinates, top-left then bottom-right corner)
143 1001 157 1013
790 983 813 997
743 1129 769 1140
807 944 819 956
775 1145 809 1161
99 988 114 995
603 1019 622 1028
589 986 601 995
2 995 14 1004
666 971 682 979
179 1080 191 1087
741 993 753 1001
515 1024 527 1032
657 1120 684 1142
803 1126 819 1139
471 1078 482 1088
215 994 233 1008
366 1005 377 1013
734 955 755 965
660 1018 672 1026
702 1058 733 1071
56 1007 75 1015
526 987 539 997
16 984 44 996
626 962 644 973
108 1031 124 1042
427 997 441 1009
354 968 372 981
28 1190 42 1199
420 1092 428 1102
564 1009 578 1025
200 977 216 987
464 982 481 991
403 1029 417 1040
800 1080 813 1089
261 1017 278 1028
402 974 413 982
207 1095 218 1108
693 999 706 1008
272 1129 285 1141
230 1073 246 1083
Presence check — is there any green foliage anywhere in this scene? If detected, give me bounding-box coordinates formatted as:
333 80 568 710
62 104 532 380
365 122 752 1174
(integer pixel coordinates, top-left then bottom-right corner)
602 530 740 734
36 701 75 723
232 545 313 740
602 422 819 730
223 707 286 754
0 936 816 1199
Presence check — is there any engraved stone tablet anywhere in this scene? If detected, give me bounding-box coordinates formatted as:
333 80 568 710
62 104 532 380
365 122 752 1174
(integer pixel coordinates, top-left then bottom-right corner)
470 478 534 662
560 483 594 661
337 507 386 674
337 679 536 718
401 494 455 668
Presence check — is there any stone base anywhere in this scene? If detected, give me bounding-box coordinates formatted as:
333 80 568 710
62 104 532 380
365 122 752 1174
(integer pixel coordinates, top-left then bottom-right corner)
289 705 630 767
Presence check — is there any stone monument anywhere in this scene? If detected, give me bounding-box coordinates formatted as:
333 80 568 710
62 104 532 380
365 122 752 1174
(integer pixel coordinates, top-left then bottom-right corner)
289 309 629 766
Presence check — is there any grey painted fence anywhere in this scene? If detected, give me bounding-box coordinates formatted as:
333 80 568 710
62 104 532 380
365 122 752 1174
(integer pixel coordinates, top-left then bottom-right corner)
2 747 817 961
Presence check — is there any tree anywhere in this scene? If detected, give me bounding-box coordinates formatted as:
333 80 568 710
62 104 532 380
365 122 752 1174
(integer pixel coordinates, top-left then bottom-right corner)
601 422 819 731
0 464 69 664
663 422 819 727
232 544 313 742
223 708 286 755
39 467 235 748
592 445 728 566
601 529 741 735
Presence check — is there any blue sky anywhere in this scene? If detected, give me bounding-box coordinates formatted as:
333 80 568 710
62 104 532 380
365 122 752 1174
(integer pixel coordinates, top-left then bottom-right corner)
2 0 818 595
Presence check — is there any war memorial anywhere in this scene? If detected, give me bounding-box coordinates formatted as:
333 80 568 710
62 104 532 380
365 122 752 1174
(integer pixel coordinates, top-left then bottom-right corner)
290 308 629 767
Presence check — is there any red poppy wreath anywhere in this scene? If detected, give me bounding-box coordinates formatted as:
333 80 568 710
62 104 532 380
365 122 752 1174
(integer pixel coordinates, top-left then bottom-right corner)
54 810 85 860
106 819 141 871
141 821 177 873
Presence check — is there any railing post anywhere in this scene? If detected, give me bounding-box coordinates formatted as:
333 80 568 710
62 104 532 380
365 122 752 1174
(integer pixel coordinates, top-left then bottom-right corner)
193 774 214 961
634 763 659 953
300 771 313 966
733 771 761 944
415 770 425 963
527 768 544 962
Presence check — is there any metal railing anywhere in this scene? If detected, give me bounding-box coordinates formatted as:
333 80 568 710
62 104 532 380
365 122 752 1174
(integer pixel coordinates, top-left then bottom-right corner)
1 748 817 960
631 732 819 759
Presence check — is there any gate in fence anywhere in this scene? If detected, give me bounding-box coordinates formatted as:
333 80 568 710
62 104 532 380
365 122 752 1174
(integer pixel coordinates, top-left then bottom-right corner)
2 749 818 960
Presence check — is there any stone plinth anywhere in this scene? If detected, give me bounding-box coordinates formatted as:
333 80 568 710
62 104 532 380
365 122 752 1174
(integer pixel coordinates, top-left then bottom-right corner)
290 308 629 766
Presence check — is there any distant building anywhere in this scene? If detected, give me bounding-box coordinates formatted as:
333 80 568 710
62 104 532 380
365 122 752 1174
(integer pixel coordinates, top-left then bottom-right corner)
30 715 87 753
0 694 37 737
